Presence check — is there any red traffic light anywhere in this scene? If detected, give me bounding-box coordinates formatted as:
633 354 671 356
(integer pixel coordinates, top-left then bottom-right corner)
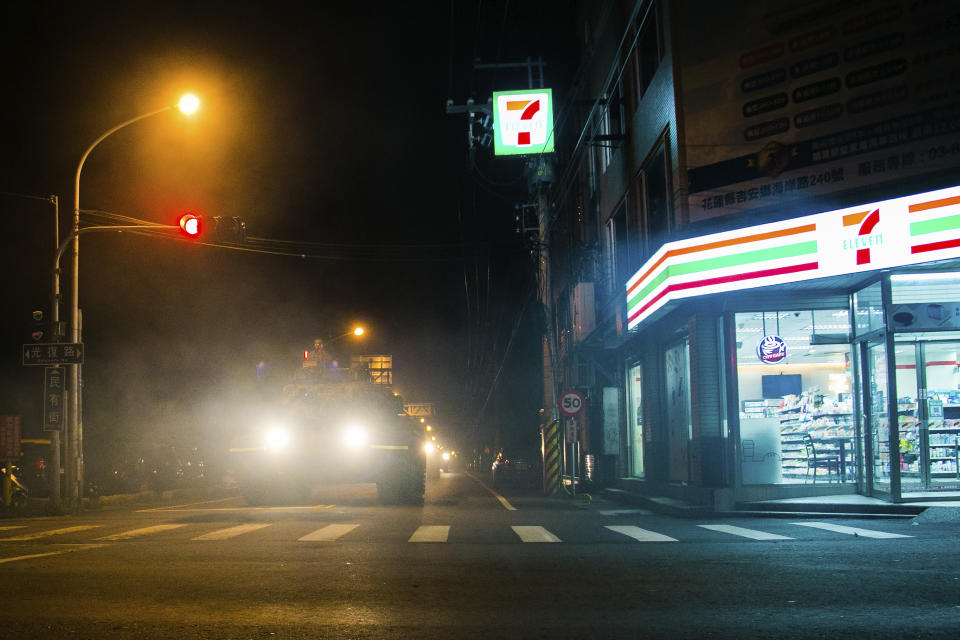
179 213 201 237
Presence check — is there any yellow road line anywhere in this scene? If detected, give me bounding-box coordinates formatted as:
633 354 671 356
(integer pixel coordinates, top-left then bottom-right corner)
2 525 102 541
0 544 108 565
140 504 334 513
95 524 186 541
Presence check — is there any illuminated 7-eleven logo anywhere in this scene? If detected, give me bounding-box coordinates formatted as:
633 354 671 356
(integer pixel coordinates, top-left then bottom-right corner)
492 89 555 156
841 208 881 265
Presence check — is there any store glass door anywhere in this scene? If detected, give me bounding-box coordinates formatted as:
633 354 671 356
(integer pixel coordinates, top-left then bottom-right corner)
896 340 960 493
865 341 891 494
923 342 960 490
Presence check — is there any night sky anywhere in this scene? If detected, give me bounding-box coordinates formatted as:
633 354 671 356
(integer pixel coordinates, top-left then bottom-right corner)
0 1 575 473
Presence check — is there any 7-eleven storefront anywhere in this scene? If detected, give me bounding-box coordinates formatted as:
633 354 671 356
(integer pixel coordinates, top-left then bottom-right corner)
620 185 960 505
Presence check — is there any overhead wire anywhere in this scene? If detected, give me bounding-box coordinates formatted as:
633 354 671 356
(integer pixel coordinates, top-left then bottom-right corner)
80 207 491 263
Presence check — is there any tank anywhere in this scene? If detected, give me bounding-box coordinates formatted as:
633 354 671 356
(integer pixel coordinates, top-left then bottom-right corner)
228 358 426 506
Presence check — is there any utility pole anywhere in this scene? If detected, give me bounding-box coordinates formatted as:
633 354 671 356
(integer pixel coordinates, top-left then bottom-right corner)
446 56 559 492
1 191 63 502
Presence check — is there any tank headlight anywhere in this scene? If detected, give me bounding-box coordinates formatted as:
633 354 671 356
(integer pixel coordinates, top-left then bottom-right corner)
343 427 368 450
423 442 434 455
264 427 291 451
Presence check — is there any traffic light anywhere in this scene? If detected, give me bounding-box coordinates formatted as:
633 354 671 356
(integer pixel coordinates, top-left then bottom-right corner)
177 214 246 242
31 310 44 342
179 213 201 237
210 216 247 243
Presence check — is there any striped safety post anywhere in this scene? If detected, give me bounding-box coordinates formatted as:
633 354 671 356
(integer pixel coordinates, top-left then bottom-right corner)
541 420 561 495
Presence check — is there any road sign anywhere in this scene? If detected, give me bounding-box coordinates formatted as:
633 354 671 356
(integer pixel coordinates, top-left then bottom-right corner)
42 367 65 431
404 403 435 417
558 389 585 417
22 343 83 366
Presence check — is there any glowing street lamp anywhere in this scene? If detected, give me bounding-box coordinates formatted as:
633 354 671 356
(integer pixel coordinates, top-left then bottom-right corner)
178 93 200 115
66 93 200 508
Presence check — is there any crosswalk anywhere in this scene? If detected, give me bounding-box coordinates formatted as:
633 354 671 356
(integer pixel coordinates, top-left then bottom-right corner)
0 520 915 547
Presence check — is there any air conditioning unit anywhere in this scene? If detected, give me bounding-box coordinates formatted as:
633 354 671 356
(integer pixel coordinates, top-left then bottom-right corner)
572 282 596 343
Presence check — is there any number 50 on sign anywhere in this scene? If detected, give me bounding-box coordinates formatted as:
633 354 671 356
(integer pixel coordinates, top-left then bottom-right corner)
558 389 585 417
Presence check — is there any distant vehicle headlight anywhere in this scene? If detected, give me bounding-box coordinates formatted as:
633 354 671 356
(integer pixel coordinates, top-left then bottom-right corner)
264 426 292 452
442 452 451 462
342 426 368 450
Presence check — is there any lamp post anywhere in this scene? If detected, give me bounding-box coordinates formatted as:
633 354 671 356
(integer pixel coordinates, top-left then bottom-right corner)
65 94 200 507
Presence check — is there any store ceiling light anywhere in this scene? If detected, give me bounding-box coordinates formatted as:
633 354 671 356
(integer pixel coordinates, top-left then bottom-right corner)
891 272 960 282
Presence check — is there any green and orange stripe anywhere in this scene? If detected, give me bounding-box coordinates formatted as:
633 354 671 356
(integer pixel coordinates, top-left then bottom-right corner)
910 194 960 255
626 222 820 327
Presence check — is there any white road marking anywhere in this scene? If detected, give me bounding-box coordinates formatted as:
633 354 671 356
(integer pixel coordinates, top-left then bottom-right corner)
698 524 794 541
0 544 108 565
192 523 272 541
791 521 912 539
2 525 102 541
605 525 678 542
298 524 359 542
95 524 187 541
408 525 450 543
466 472 517 511
598 509 653 516
511 526 561 543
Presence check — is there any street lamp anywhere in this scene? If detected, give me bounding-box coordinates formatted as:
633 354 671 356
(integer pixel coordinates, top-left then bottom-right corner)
65 93 200 507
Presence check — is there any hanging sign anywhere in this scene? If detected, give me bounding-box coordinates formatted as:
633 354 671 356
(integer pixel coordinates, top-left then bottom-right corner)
492 89 555 156
757 335 787 364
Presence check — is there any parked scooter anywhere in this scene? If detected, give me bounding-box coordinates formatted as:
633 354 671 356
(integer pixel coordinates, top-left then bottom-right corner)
1 464 29 509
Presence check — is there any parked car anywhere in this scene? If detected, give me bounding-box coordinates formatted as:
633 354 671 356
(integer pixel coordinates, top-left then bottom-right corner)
491 453 539 489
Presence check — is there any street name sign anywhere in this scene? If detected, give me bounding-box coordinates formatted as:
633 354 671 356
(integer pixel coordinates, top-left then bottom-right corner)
22 343 84 366
42 367 65 431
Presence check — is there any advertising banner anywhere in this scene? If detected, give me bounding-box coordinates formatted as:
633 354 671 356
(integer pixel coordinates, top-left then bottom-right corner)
680 1 960 222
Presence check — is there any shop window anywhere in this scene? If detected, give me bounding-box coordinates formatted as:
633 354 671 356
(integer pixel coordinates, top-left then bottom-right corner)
627 361 644 477
640 140 670 253
891 272 960 301
627 1 662 108
596 104 613 174
853 282 884 336
735 310 855 485
603 204 631 296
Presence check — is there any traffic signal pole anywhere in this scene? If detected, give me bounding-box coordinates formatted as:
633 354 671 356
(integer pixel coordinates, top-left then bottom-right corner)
56 223 176 508
49 195 61 503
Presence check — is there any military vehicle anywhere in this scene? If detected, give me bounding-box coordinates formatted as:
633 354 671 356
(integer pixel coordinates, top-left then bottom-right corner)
229 348 426 505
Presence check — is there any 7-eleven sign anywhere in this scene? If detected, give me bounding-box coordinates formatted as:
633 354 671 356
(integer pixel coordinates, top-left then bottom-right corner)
492 89 555 156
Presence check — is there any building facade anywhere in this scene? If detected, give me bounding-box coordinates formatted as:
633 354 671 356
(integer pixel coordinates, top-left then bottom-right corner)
547 0 960 505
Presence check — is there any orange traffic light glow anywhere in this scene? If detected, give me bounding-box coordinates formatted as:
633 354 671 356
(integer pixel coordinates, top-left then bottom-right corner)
179 213 201 236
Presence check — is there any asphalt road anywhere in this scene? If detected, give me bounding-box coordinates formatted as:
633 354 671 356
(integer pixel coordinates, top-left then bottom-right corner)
1 472 959 639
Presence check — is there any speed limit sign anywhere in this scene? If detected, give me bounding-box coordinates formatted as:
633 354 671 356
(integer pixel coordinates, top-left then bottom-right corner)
558 389 585 417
